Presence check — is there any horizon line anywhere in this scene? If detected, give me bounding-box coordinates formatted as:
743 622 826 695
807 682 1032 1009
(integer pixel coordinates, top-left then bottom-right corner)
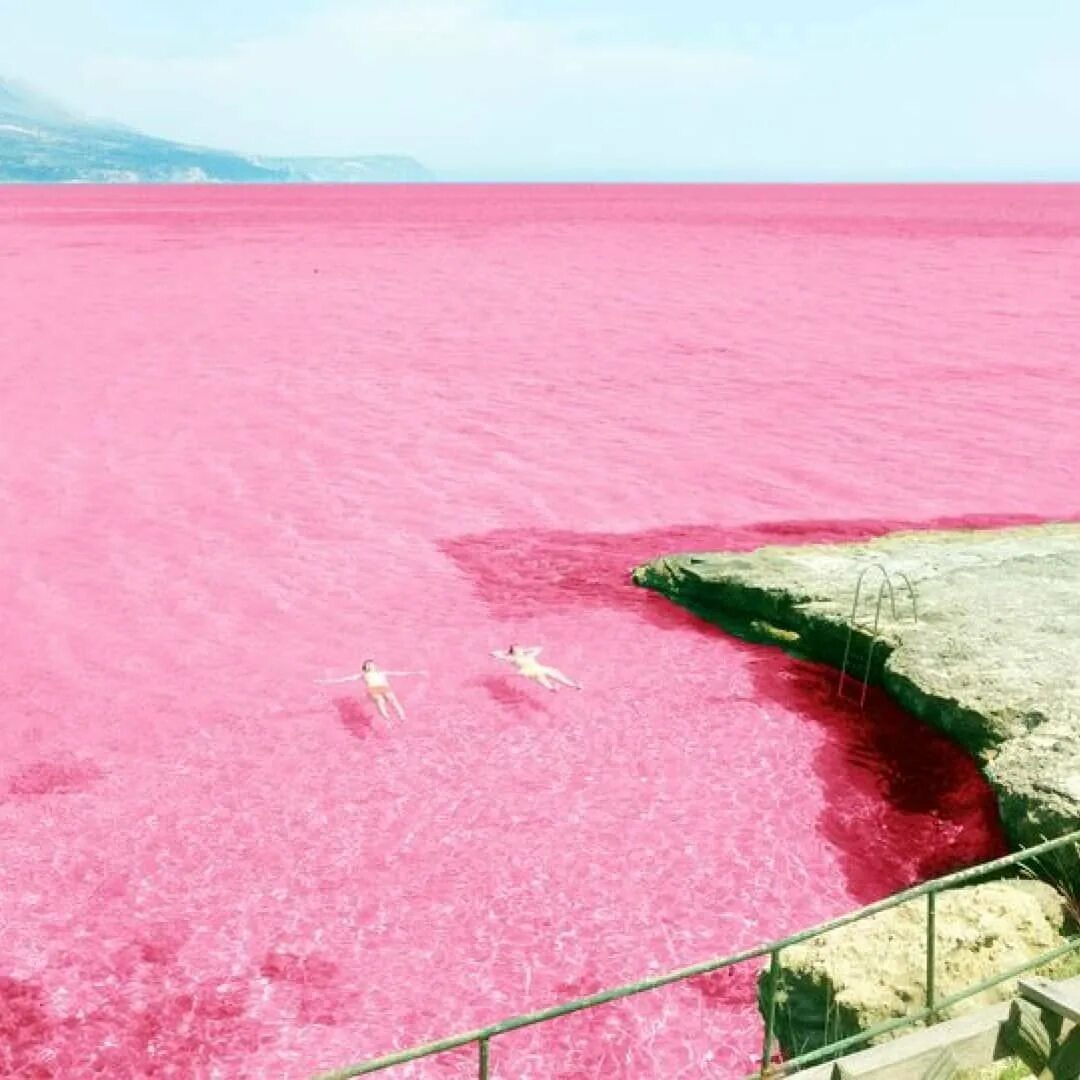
4 178 1080 187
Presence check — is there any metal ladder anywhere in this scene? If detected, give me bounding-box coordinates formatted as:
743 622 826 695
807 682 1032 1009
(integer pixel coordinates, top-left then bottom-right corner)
836 562 918 709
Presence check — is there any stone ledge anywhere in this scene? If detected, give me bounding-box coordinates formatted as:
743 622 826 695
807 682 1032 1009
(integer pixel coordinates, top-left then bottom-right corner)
632 524 1080 868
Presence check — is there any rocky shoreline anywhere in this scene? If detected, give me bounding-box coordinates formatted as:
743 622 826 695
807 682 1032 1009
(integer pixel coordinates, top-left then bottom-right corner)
633 523 1080 870
761 879 1076 1060
632 523 1080 1055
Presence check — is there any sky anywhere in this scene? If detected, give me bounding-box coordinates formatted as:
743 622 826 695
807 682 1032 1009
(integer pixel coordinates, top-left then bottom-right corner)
0 0 1078 180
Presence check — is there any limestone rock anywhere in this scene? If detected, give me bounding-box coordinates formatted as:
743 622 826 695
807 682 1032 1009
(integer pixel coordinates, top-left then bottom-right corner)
762 880 1075 1059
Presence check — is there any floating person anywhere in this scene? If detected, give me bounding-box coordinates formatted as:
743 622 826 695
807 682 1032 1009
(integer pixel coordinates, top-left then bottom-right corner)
491 644 581 692
315 660 424 721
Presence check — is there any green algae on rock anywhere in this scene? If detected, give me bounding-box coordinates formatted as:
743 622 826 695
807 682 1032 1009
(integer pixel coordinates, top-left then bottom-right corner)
632 524 1080 869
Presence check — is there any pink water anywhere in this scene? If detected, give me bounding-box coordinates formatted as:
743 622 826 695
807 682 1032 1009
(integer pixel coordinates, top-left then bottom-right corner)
2 184 1079 1079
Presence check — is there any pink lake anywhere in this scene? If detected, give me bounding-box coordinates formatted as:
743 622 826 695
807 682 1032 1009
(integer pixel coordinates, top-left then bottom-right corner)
2 183 1079 1078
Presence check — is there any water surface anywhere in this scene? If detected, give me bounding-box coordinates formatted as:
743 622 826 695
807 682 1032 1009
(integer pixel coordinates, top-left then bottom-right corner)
2 183 1078 1077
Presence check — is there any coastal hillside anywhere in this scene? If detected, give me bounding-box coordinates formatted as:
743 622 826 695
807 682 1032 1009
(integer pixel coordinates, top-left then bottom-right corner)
0 78 430 183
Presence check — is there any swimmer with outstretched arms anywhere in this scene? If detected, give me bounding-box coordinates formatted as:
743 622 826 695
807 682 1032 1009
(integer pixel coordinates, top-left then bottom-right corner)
491 645 581 691
315 660 423 720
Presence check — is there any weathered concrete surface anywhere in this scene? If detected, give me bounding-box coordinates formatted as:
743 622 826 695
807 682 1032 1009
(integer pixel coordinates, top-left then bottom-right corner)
760 880 1075 1061
632 524 1080 865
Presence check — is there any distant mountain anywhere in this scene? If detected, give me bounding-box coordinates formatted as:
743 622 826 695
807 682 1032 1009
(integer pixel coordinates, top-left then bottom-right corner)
250 155 431 183
0 78 431 183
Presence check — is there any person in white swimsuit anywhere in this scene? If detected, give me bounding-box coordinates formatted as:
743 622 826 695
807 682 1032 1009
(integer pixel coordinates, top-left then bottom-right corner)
316 660 422 720
491 645 581 691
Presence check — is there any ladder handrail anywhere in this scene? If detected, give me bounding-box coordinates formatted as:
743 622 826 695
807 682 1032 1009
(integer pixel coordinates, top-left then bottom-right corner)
837 562 918 707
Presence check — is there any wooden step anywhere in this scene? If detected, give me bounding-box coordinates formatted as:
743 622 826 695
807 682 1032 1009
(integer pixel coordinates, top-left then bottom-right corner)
833 1007 1006 1079
767 978 1080 1080
1019 978 1080 1025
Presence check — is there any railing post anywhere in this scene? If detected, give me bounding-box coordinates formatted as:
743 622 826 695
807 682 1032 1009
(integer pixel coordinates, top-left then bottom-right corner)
926 892 937 1017
478 1036 490 1080
837 566 874 699
760 950 781 1076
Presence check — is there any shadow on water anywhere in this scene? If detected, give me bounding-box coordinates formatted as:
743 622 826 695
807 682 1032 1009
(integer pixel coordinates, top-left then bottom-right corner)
473 674 555 716
439 511 1057 901
5 756 104 797
690 957 762 1008
333 695 376 741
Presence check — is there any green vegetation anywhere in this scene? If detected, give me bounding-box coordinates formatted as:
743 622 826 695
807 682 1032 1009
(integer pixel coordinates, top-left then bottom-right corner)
955 1060 1032 1080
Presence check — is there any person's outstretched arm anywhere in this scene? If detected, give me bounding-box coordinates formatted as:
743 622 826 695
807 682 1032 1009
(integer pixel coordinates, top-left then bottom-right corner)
314 673 364 684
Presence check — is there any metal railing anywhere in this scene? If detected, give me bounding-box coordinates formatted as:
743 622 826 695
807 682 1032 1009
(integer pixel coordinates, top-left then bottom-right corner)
312 829 1080 1080
837 562 918 709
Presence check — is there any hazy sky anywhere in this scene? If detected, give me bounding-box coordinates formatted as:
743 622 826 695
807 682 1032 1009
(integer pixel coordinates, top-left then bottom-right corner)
1 0 1078 179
